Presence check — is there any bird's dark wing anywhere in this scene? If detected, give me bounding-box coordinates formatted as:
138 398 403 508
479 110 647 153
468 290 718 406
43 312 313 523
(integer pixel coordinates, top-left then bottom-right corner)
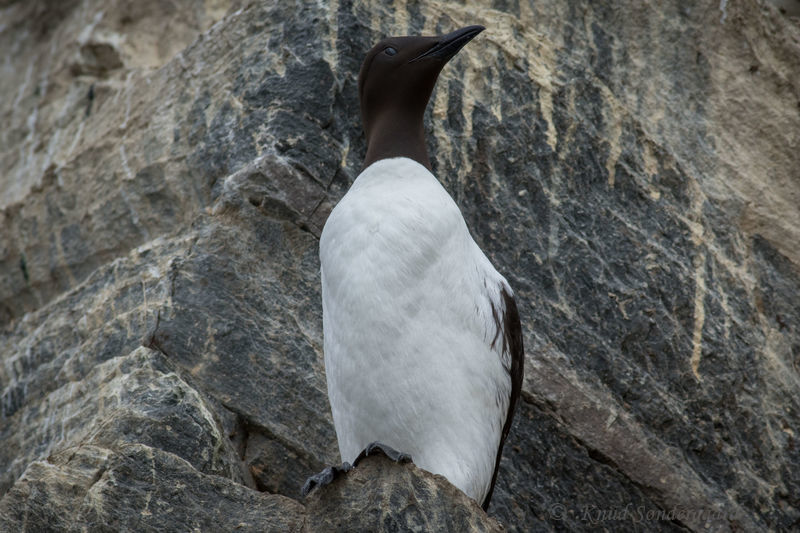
482 285 524 511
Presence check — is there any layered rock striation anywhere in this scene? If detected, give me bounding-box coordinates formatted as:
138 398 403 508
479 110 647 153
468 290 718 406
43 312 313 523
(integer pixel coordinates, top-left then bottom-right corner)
2 0 799 531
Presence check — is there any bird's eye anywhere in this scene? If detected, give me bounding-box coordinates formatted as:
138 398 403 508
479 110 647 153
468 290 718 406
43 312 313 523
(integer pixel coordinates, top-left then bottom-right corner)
384 46 398 56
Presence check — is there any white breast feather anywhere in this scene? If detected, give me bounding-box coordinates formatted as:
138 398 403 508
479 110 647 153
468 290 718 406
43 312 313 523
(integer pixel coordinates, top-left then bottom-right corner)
320 157 513 504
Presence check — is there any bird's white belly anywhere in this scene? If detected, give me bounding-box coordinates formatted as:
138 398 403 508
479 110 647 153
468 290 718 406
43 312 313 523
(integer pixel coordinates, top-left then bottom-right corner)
319 158 510 504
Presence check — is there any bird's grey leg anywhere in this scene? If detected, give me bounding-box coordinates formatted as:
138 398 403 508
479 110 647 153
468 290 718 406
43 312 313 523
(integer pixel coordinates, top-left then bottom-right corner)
354 441 413 465
301 462 353 497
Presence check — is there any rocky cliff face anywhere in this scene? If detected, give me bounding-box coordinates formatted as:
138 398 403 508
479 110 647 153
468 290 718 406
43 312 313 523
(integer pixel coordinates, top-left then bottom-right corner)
2 0 799 531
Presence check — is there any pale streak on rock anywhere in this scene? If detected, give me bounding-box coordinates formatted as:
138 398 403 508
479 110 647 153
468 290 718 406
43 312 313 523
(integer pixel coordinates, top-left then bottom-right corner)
363 0 386 38
537 86 558 152
339 139 350 169
688 183 707 382
391 0 410 33
690 252 707 382
77 10 106 45
119 144 134 180
432 74 454 166
546 219 575 320
641 140 661 200
322 0 340 77
140 445 157 517
598 83 624 187
519 1 561 152
556 85 580 162
66 121 85 159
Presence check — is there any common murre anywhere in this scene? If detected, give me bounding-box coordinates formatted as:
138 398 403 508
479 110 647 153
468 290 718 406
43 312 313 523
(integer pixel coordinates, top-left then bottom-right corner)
303 25 524 511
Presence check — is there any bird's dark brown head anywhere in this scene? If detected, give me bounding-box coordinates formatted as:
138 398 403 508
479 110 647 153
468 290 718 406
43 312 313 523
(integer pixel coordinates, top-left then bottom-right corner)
358 25 485 171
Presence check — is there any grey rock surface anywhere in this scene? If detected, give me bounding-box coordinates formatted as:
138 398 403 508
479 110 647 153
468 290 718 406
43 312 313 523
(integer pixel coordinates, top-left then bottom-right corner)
2 0 799 531
303 454 503 532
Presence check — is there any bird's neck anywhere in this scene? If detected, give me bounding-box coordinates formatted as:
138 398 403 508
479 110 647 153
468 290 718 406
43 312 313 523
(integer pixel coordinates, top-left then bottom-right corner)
363 109 431 171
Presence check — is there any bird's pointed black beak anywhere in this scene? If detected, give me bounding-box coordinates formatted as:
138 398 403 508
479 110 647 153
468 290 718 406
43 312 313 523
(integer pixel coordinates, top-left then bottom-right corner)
409 25 485 63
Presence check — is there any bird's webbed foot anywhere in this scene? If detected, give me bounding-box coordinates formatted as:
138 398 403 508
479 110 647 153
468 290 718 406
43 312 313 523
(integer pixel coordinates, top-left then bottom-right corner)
353 441 413 466
301 442 412 497
301 462 353 497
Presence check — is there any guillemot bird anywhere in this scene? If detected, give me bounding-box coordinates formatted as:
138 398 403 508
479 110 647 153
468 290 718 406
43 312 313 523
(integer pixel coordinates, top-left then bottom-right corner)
303 25 523 511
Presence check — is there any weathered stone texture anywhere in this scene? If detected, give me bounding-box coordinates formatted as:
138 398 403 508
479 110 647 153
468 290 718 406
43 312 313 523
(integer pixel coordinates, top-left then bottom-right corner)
303 454 503 532
2 0 799 531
